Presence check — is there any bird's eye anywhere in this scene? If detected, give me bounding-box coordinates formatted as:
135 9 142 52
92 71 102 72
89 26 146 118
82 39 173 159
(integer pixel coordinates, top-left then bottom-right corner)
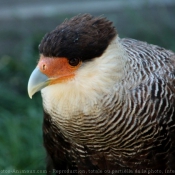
69 58 80 66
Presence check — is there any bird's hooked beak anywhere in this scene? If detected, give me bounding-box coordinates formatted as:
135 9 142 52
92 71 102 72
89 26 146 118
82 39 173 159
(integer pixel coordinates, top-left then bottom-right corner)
28 67 49 99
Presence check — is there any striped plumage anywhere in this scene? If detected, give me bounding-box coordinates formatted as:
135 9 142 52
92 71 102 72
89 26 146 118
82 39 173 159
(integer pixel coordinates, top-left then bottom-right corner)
28 14 175 174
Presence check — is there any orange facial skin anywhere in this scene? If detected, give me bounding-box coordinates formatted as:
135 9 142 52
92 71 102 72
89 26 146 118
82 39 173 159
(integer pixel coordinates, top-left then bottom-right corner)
38 55 81 85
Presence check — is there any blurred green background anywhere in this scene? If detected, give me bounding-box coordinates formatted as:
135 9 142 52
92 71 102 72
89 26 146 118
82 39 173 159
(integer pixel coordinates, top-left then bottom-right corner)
0 0 175 174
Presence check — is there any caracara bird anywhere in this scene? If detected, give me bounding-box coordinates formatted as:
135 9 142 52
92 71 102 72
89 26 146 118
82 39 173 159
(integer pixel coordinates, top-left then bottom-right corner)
28 14 175 174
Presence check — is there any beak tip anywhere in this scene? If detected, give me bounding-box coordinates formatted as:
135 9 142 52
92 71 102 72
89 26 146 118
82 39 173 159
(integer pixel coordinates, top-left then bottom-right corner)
29 94 33 99
27 87 33 99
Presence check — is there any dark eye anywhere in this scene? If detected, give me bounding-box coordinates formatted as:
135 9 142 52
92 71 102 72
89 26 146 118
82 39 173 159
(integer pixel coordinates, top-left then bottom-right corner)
69 58 80 66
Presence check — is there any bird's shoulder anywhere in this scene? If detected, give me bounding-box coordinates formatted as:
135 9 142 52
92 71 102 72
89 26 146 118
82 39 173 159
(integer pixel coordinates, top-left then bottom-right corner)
120 38 175 87
120 38 175 61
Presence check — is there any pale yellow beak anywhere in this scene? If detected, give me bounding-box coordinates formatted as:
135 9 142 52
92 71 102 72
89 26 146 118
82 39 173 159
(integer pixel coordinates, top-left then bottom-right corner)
27 67 49 99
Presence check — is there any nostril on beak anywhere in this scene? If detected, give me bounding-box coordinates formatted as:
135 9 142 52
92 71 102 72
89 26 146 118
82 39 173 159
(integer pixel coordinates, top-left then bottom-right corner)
43 64 46 70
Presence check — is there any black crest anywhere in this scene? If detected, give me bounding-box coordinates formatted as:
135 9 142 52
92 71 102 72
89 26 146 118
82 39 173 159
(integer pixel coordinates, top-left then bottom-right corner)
39 14 117 62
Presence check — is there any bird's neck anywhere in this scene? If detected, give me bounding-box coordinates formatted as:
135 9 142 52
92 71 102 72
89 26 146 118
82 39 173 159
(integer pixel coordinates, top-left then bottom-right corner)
41 37 128 121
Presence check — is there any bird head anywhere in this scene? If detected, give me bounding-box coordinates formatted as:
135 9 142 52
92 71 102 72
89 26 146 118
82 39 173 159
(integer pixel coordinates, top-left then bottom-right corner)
28 14 117 99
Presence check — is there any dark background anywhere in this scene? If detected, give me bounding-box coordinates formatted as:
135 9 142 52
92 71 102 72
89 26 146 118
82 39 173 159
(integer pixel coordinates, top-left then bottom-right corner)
0 0 175 174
